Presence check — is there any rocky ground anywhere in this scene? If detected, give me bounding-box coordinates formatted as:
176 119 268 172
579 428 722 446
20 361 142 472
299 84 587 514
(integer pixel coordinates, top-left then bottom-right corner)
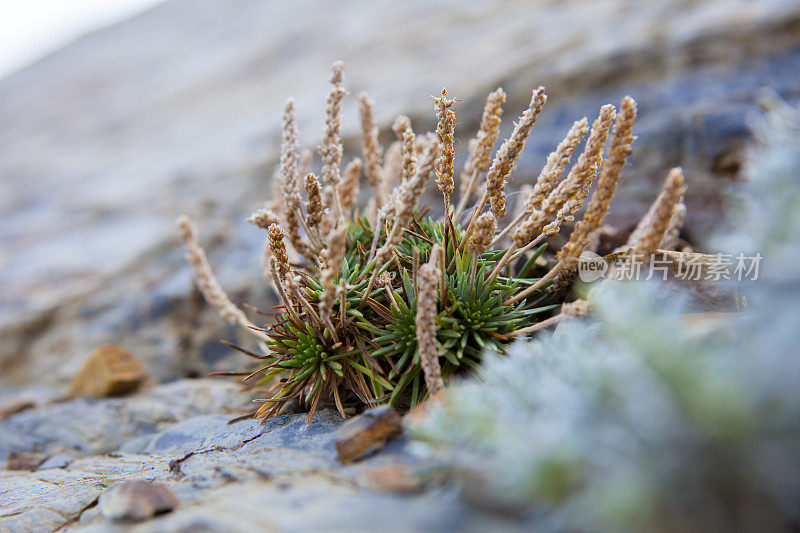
1 379 520 532
1 0 799 531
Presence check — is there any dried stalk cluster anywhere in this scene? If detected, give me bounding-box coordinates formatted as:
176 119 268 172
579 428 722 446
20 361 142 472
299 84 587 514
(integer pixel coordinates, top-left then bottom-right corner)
178 62 689 420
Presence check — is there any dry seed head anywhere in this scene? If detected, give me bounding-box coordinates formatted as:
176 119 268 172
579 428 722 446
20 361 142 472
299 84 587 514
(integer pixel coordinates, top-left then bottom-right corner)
399 142 437 223
377 271 395 287
298 149 313 178
485 86 547 219
285 273 303 300
320 62 346 189
515 104 616 247
630 167 686 257
393 115 416 184
318 248 328 270
247 208 282 230
433 88 456 197
526 117 589 213
511 212 539 248
278 99 313 261
561 97 637 261
461 88 506 197
176 215 249 328
304 173 324 227
340 158 362 210
561 299 589 318
319 221 348 323
660 199 687 250
284 207 314 262
416 247 444 395
376 143 437 265
268 223 290 281
330 60 344 86
280 99 301 210
382 140 403 187
358 92 383 187
469 212 496 254
558 103 617 213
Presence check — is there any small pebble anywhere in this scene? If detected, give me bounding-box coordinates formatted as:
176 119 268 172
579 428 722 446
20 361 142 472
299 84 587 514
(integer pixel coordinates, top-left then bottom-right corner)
6 450 47 471
68 344 147 398
98 480 179 522
335 406 401 463
366 463 424 494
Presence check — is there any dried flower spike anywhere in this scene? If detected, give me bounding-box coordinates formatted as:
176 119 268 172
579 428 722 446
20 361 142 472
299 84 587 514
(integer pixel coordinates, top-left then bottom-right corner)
394 115 416 185
416 246 445 395
358 92 383 187
179 62 690 420
247 208 282 230
469 212 496 255
629 167 687 257
456 88 506 218
176 215 250 328
268 223 290 281
279 99 315 261
340 158 362 211
320 61 346 219
433 88 456 207
661 199 687 250
492 117 589 246
560 97 637 263
484 86 548 220
513 104 616 248
319 221 348 325
304 173 325 227
527 117 589 213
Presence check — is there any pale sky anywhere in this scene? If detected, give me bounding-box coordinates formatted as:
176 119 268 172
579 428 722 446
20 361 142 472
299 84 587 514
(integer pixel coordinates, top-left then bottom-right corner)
0 0 165 79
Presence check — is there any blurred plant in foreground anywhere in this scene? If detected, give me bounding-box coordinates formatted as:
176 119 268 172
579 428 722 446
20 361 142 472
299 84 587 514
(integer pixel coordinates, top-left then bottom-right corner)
408 94 800 532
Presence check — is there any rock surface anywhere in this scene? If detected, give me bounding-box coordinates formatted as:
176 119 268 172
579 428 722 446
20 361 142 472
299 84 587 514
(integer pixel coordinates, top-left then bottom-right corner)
1 0 799 386
0 379 518 532
1 1 799 531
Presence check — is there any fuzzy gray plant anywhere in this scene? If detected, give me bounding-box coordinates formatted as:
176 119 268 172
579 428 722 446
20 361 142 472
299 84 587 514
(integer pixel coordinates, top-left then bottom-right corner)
408 94 800 533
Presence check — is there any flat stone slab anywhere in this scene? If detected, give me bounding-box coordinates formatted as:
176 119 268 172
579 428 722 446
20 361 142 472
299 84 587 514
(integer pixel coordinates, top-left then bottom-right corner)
0 378 526 532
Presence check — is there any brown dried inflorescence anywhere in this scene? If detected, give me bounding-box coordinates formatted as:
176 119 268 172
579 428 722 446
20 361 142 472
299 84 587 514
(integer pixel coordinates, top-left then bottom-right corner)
177 61 690 421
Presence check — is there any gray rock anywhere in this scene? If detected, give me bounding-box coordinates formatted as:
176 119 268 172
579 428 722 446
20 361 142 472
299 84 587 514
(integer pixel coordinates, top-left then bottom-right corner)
2 1 799 531
37 453 73 470
0 379 248 457
1 0 798 387
0 378 528 532
0 470 102 532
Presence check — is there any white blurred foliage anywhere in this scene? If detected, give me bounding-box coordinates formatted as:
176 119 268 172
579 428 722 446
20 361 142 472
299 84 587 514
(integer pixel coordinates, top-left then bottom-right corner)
409 96 800 532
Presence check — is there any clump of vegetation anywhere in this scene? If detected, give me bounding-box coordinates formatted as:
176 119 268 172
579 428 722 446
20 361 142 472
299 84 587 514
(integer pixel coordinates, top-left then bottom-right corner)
408 94 800 532
178 61 687 420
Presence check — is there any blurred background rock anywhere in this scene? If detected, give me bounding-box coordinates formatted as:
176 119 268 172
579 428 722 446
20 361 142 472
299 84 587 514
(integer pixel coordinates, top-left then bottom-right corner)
1 0 799 387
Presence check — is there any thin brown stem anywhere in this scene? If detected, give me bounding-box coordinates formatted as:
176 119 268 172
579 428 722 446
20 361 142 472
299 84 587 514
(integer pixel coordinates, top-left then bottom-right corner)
507 314 562 336
504 261 562 305
492 210 527 246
